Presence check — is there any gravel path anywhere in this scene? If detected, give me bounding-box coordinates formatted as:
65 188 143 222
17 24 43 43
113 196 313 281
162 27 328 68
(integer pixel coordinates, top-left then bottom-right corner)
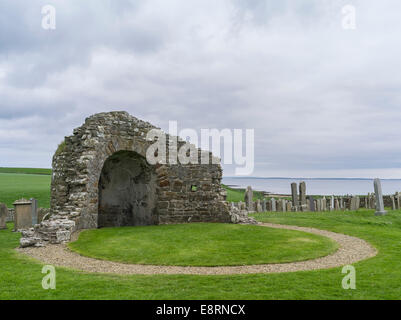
16 223 377 275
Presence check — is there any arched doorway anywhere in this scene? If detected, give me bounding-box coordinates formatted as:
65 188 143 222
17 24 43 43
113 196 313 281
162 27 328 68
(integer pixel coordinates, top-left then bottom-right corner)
97 150 157 228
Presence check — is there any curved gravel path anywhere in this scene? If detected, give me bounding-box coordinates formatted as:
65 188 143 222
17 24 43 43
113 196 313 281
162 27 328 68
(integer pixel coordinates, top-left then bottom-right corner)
16 223 377 275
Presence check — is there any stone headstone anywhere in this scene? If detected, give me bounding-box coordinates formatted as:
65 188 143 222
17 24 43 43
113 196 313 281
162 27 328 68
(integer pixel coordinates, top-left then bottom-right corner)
30 198 38 225
271 198 276 212
391 196 396 211
244 186 253 211
309 196 315 212
374 178 387 216
349 197 354 210
291 183 298 209
286 201 292 212
266 200 272 212
256 199 263 212
262 199 267 212
13 199 33 231
334 198 340 211
316 199 321 211
277 199 283 212
322 197 327 211
370 194 375 210
282 199 287 212
330 196 335 211
299 182 307 206
397 192 401 210
0 203 8 229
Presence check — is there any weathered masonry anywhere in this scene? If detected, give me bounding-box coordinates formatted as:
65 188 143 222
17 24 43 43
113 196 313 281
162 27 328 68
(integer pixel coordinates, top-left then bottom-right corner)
51 111 232 230
20 111 254 247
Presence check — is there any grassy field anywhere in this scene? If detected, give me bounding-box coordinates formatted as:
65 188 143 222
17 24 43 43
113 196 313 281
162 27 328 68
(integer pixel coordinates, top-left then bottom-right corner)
0 172 51 208
0 168 52 175
2 209 401 299
1 168 401 299
69 223 337 266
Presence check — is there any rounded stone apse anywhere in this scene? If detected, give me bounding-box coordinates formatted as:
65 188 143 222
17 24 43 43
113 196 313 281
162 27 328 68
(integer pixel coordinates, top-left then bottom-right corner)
98 151 157 228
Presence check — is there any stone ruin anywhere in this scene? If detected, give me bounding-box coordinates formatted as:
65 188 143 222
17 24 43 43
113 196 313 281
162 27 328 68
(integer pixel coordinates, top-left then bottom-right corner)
20 111 254 247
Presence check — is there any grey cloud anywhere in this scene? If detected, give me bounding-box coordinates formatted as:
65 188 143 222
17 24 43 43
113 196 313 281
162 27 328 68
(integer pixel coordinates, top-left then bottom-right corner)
1 0 401 177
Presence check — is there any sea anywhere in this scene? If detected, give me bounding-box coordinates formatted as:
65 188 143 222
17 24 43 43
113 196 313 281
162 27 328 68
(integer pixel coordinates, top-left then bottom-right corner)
222 177 401 196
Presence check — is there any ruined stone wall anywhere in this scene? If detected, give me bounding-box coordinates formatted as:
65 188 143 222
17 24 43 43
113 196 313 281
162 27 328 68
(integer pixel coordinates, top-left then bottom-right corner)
50 111 231 231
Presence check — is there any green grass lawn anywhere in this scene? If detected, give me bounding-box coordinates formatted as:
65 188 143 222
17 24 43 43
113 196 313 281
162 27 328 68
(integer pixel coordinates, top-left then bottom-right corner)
2 168 401 299
68 223 337 266
0 173 51 208
2 209 401 299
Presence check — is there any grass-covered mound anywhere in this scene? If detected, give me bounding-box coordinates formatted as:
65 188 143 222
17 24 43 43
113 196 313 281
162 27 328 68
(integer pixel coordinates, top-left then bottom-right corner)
68 223 338 267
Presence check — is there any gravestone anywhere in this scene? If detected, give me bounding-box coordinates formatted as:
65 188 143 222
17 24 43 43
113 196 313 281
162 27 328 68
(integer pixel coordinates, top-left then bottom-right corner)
391 196 396 211
277 199 283 212
262 199 267 212
282 199 287 212
356 196 360 210
322 197 327 211
256 199 263 212
13 199 33 231
350 196 357 211
30 198 38 225
299 182 307 206
316 199 321 211
397 192 401 210
374 178 387 216
334 198 340 211
330 196 335 211
0 203 8 230
266 200 272 212
244 186 253 211
309 196 315 212
291 183 298 210
286 201 292 212
370 194 375 210
271 198 277 212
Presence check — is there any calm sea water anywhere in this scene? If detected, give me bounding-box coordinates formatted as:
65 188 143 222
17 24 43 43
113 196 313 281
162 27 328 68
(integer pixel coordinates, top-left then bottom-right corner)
222 177 401 196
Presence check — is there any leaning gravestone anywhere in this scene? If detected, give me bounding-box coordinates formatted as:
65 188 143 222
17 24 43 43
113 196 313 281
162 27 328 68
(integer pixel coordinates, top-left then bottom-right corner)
374 178 387 216
0 203 8 229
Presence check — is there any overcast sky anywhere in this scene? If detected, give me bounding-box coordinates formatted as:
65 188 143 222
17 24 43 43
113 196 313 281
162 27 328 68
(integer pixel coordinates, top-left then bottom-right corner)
1 0 401 178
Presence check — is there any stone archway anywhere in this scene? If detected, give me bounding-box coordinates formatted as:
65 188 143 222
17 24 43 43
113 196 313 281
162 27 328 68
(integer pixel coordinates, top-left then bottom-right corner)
98 151 157 228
